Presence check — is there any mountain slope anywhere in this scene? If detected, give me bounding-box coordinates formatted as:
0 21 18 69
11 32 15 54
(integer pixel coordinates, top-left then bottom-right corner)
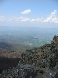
0 35 58 78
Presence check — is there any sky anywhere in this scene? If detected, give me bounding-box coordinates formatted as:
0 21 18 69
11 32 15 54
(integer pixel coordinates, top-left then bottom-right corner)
0 1 58 28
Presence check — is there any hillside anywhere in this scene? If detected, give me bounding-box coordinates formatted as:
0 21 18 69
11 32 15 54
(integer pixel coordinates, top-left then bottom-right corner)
0 41 31 52
0 42 12 50
0 48 21 58
0 48 22 73
0 35 58 78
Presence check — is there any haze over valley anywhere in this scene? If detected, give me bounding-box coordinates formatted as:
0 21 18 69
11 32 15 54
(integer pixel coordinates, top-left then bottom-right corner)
0 26 58 52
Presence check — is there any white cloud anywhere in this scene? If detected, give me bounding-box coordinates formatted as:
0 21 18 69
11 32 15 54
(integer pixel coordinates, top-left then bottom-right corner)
21 9 31 14
52 18 58 23
20 17 30 22
0 10 58 24
31 18 39 22
51 10 57 17
31 18 44 22
7 16 21 22
0 16 6 21
7 17 13 22
43 10 58 23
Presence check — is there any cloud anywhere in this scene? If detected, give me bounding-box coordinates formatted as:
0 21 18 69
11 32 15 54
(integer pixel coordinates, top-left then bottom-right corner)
0 16 6 21
52 18 58 23
0 10 58 24
43 10 58 23
20 17 30 22
21 9 31 14
7 16 21 22
31 17 44 22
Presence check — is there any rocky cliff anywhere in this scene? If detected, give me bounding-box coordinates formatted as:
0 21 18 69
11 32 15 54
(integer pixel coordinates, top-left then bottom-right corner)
0 35 58 78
